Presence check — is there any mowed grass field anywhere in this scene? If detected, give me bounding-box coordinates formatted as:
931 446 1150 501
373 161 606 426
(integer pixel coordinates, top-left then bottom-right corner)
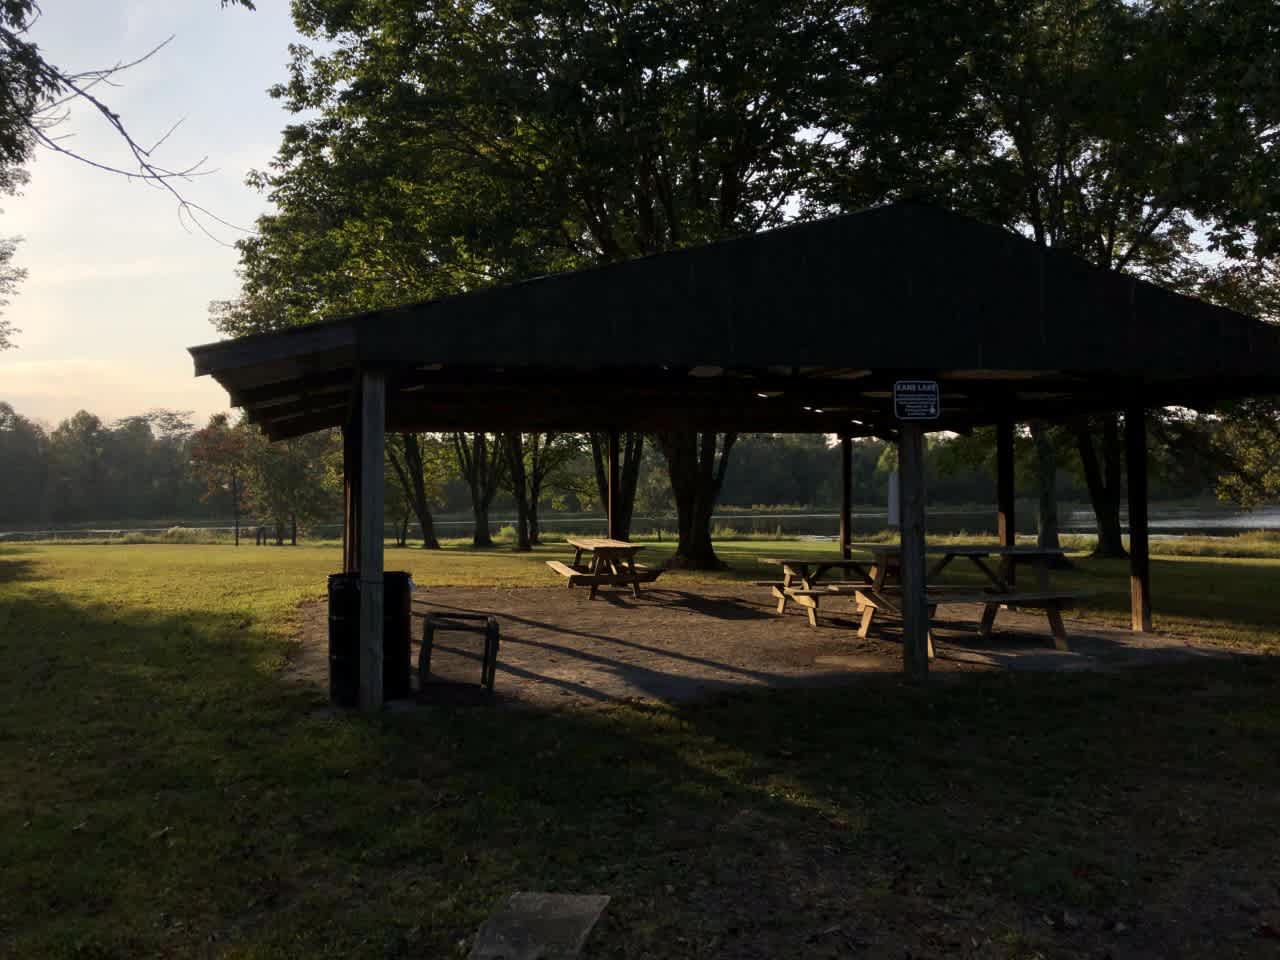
2 541 1279 958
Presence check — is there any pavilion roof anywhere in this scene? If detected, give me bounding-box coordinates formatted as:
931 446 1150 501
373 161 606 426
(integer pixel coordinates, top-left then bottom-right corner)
189 203 1280 439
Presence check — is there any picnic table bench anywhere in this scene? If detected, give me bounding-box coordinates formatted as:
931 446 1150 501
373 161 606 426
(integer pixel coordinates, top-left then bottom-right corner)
546 537 662 599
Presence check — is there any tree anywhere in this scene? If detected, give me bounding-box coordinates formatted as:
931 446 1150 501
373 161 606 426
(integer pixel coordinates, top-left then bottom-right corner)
0 235 25 350
0 0 258 207
503 432 533 552
386 432 446 548
824 0 1280 556
1029 423 1066 558
0 400 47 520
452 432 505 548
191 413 249 544
525 433 580 546
654 432 738 569
243 429 338 545
0 2 257 348
588 432 643 542
46 410 107 522
221 0 859 566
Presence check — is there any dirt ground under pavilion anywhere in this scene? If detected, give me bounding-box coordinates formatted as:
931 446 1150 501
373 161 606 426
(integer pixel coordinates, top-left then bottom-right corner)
289 583 1239 708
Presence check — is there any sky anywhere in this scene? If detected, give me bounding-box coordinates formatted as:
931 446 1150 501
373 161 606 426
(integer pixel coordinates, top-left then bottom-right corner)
0 0 305 429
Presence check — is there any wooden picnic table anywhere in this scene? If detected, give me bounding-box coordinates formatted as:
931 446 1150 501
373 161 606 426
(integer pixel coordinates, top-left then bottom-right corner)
545 537 660 599
763 544 1085 652
759 550 899 626
852 544 1082 652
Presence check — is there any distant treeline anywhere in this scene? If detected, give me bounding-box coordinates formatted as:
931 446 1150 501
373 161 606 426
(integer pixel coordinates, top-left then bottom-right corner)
0 401 1225 535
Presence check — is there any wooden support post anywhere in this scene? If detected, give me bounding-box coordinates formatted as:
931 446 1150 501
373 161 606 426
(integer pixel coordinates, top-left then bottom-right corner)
898 422 930 681
342 419 361 574
996 418 1016 586
840 434 853 559
607 428 621 541
1126 405 1152 632
358 371 386 711
996 418 1015 548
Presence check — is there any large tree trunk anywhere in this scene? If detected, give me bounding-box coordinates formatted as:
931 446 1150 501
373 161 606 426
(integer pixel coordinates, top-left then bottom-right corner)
504 433 533 551
526 433 559 547
290 515 297 546
590 432 643 540
387 433 441 549
655 431 737 570
1032 422 1073 568
471 504 493 547
453 432 504 548
528 494 542 546
1075 414 1127 558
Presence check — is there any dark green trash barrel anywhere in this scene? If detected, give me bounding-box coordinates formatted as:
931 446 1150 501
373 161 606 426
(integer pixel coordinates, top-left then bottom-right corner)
327 571 414 706
327 572 360 707
382 571 413 700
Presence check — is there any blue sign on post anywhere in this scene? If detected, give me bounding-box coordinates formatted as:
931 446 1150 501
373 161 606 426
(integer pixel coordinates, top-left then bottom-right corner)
893 380 940 420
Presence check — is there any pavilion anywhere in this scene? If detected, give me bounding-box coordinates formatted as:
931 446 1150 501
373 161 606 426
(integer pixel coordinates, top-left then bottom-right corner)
190 202 1280 708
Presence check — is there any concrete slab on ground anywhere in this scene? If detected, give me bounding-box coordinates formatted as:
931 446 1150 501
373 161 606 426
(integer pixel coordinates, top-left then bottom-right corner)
469 892 610 960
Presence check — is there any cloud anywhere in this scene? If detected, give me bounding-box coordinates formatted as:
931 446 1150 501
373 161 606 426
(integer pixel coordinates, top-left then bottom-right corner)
0 355 232 427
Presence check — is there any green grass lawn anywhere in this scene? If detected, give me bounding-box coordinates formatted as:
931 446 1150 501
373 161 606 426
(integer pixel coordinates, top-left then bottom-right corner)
2 542 1279 958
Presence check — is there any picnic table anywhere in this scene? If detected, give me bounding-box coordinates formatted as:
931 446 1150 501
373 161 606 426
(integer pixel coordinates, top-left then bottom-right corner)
763 544 1087 652
855 545 1084 653
545 537 662 599
758 547 898 626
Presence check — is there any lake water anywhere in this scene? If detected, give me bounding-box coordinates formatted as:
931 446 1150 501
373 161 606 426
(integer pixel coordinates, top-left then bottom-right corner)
7 503 1278 542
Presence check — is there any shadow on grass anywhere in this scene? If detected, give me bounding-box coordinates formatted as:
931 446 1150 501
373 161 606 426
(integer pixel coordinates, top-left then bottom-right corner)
4 577 1280 959
0 549 39 585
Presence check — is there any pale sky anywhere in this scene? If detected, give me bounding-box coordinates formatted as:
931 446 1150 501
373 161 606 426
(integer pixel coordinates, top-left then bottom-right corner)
0 0 304 429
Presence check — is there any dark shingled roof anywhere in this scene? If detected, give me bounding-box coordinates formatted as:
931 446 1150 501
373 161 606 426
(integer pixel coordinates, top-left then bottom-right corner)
190 203 1280 439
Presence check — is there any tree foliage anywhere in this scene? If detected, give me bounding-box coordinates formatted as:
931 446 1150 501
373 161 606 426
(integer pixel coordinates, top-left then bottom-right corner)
242 428 339 544
191 413 250 543
216 0 857 339
819 0 1280 547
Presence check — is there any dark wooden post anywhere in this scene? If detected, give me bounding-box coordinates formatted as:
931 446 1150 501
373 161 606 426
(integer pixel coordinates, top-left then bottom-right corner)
342 418 361 574
996 418 1016 585
358 371 386 710
607 428 621 540
839 434 853 559
898 422 930 681
996 418 1015 546
1126 405 1152 632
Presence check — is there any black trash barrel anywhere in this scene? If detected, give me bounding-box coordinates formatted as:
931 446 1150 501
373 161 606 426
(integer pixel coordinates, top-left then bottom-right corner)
327 571 414 706
327 572 360 707
382 571 413 700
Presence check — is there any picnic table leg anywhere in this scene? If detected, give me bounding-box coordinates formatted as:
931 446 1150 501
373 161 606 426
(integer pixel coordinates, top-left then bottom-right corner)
588 553 601 600
858 561 888 633
927 554 954 579
775 587 789 615
971 555 1010 592
799 564 816 590
858 604 875 638
1045 603 1070 651
1034 557 1051 592
572 546 584 570
626 555 641 598
979 602 999 638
